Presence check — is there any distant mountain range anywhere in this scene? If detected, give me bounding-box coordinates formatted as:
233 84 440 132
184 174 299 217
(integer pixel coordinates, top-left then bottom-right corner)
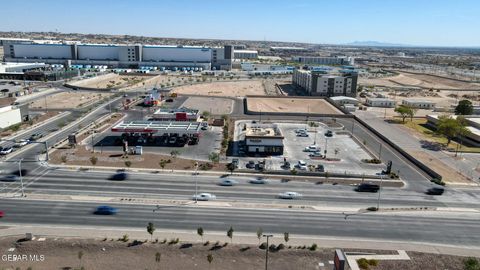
345 41 410 47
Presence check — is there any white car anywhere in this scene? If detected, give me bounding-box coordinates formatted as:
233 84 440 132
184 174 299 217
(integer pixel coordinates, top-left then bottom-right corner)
297 160 307 170
296 132 309 137
14 139 29 148
309 151 322 158
219 179 238 186
294 128 307 134
278 191 302 199
249 177 268 184
304 145 320 152
192 193 217 201
0 147 13 155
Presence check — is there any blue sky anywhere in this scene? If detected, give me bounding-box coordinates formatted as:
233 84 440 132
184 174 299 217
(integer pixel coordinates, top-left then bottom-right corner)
1 0 479 46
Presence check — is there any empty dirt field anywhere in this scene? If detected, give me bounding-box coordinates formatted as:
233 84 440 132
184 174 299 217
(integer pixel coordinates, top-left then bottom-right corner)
173 80 266 97
360 72 480 90
30 91 113 109
180 96 233 115
71 73 148 89
247 97 342 115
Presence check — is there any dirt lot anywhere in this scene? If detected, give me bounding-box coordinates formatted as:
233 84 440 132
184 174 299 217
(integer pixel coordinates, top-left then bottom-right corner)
0 236 476 270
360 72 480 90
180 96 233 115
247 97 343 114
71 73 148 89
29 91 112 110
173 80 266 97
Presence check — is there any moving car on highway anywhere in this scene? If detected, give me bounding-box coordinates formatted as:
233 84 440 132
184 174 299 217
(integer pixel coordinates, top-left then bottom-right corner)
94 205 118 215
219 179 238 186
0 147 13 155
278 191 302 199
0 175 19 182
426 187 444 195
249 177 268 184
0 211 4 218
14 139 30 148
192 193 216 201
29 133 43 141
355 183 380 192
109 172 128 181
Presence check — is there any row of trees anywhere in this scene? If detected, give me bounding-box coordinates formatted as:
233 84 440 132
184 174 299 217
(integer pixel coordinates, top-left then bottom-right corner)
395 99 474 124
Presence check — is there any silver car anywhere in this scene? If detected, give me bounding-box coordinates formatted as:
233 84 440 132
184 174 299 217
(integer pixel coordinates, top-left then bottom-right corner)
219 179 238 186
192 193 217 201
278 191 303 199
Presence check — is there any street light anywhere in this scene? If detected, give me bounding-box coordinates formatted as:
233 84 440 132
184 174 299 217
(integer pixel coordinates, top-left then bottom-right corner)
194 162 199 204
262 234 273 270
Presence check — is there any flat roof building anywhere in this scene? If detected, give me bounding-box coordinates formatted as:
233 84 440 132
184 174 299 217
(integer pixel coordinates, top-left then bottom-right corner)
365 98 396 108
151 107 200 122
244 123 284 156
234 50 258 59
402 99 436 109
292 69 358 97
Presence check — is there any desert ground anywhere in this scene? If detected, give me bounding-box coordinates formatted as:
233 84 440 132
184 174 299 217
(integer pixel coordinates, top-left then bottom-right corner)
0 236 475 270
173 80 266 97
29 91 112 110
247 97 342 114
71 73 148 89
360 72 480 90
180 96 233 115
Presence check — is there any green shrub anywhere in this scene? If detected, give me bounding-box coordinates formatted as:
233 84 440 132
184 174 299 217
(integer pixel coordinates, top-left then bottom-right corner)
357 258 370 270
259 242 268 250
309 243 318 251
464 257 480 270
368 259 378 266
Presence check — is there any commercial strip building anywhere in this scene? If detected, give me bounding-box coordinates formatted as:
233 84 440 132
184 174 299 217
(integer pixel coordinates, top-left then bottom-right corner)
292 56 354 66
292 69 358 97
401 99 436 109
0 98 29 129
244 123 284 156
150 107 200 122
365 98 396 107
426 115 480 146
2 41 241 70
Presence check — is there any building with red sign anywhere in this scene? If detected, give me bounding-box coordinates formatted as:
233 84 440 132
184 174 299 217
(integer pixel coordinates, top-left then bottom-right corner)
151 107 200 122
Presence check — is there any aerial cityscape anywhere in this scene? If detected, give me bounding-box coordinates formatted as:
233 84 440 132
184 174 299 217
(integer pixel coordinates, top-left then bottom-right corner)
0 0 479 269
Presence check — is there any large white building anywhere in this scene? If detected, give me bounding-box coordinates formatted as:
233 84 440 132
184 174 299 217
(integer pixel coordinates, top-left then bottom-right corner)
3 41 236 70
292 69 358 97
292 56 354 65
0 105 22 129
401 99 436 109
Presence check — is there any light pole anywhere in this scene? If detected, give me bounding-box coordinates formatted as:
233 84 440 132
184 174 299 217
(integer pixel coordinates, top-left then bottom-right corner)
18 158 25 197
263 234 273 270
376 174 383 210
194 162 198 204
324 137 328 159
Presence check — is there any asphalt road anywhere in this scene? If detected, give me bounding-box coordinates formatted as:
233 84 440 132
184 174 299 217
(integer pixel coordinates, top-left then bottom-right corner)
1 199 479 247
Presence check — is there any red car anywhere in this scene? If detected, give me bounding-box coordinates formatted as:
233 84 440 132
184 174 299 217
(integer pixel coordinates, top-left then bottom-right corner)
0 211 4 218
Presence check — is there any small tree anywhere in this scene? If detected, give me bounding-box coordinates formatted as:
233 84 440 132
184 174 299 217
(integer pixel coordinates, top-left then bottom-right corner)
61 155 67 163
155 252 161 264
78 251 84 269
89 156 98 166
455 99 474 115
147 222 155 241
226 162 236 174
170 150 179 159
207 254 213 266
284 232 290 243
436 115 469 146
394 105 413 123
227 226 234 243
208 152 220 163
201 111 211 120
464 257 480 270
125 160 132 168
256 227 263 244
197 227 204 241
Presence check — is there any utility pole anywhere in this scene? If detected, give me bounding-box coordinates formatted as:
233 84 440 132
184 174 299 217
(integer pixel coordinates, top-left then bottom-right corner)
263 234 273 270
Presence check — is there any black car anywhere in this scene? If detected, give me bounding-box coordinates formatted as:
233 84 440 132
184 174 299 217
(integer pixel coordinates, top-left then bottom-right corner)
324 130 333 137
29 133 43 141
356 183 380 192
109 172 128 181
426 187 444 195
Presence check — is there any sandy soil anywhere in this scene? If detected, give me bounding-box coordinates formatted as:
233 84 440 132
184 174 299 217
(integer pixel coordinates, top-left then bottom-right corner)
360 72 480 90
72 74 148 89
0 237 473 270
173 80 266 97
180 97 233 115
29 91 112 110
247 97 342 114
408 150 471 183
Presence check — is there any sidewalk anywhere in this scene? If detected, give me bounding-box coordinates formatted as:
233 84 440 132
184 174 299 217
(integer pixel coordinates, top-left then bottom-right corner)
1 224 479 257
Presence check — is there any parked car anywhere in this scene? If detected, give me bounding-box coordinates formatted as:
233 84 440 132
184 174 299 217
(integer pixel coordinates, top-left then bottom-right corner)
278 191 302 199
94 205 118 215
294 129 307 134
304 145 320 152
231 158 239 168
426 187 444 195
219 179 238 186
29 133 43 141
165 98 174 102
315 164 325 172
246 160 255 169
309 151 322 158
356 183 380 192
192 193 216 201
0 147 13 155
324 130 333 137
281 161 291 170
0 175 19 182
168 137 177 145
109 172 128 181
249 177 268 184
14 139 29 148
296 132 309 137
296 160 307 170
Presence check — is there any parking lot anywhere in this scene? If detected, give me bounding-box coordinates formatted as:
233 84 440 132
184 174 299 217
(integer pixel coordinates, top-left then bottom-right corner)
232 120 384 176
